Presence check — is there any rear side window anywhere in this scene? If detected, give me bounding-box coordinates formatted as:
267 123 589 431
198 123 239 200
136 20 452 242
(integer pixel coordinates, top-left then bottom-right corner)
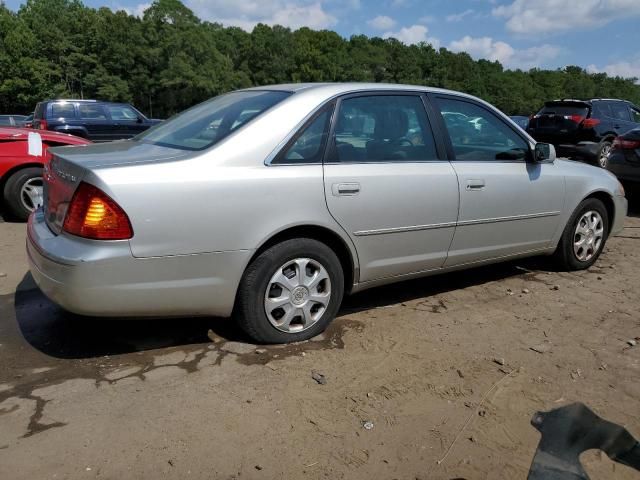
610 102 632 121
328 95 438 163
539 103 589 117
107 105 139 120
274 106 333 164
78 104 107 120
437 97 529 161
137 90 291 151
0 116 12 126
51 102 77 119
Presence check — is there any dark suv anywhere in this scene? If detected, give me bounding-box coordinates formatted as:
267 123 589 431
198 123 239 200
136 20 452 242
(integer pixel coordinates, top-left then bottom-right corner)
32 99 161 142
527 98 640 167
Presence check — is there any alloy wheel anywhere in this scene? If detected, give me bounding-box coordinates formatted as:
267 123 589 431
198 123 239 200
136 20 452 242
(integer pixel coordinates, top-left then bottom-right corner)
573 210 604 262
20 177 44 212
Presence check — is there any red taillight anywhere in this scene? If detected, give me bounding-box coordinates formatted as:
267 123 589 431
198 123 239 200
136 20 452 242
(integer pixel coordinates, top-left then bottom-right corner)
612 137 640 150
38 119 48 130
63 183 133 240
581 118 601 129
566 114 585 124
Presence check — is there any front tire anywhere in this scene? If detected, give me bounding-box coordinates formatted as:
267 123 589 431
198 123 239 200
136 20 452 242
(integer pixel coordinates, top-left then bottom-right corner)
554 198 609 271
2 167 44 221
234 238 344 344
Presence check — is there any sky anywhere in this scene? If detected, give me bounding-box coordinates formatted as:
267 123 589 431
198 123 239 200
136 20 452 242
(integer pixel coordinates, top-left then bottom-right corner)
5 0 640 79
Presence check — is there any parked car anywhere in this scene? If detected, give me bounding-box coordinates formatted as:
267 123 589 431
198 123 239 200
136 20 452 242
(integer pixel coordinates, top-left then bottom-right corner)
510 115 530 130
27 83 627 344
20 113 34 128
0 127 90 221
528 98 640 167
0 115 28 127
32 99 161 142
606 128 640 183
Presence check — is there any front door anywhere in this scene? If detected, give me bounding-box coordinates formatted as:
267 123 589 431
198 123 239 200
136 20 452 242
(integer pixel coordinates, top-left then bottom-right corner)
432 95 565 267
77 103 114 142
323 93 460 283
105 104 148 140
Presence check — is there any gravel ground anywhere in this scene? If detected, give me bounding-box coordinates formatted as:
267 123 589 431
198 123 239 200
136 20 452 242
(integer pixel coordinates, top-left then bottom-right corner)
0 200 638 479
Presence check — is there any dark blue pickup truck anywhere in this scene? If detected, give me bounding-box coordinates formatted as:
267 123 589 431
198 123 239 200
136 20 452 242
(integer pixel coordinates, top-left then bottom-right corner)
32 99 161 142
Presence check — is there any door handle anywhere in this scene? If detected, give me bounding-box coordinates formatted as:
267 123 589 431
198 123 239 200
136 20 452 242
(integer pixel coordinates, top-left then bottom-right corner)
466 179 486 191
332 182 361 196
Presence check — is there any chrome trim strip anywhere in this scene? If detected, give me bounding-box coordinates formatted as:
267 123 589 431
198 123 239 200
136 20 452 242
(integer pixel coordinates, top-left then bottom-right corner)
456 211 561 226
354 221 457 236
353 211 561 237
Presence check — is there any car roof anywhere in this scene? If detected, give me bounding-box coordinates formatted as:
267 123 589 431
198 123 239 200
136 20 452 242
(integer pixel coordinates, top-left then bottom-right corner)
242 82 477 97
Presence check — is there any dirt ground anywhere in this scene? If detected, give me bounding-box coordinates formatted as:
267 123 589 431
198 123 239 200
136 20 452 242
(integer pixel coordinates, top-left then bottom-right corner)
0 197 639 480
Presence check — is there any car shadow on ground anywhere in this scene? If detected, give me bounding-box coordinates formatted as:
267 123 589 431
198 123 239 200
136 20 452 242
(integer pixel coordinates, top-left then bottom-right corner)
12 258 542 361
8 184 640 361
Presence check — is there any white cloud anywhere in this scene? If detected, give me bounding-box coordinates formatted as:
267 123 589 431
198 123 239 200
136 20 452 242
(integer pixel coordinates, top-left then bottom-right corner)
367 15 396 30
382 24 439 47
448 35 561 69
587 61 640 83
185 0 337 30
446 9 474 22
493 0 640 34
111 2 150 17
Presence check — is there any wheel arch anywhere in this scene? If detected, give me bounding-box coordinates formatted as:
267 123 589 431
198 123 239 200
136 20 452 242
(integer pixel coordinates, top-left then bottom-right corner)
249 224 358 294
584 190 615 234
0 162 44 193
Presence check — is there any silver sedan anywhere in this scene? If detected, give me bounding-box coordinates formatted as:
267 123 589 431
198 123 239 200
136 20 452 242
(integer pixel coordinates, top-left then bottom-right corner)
27 83 627 343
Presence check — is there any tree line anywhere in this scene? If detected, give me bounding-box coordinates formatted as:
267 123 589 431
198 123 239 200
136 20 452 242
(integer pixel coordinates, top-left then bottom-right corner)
1 0 639 118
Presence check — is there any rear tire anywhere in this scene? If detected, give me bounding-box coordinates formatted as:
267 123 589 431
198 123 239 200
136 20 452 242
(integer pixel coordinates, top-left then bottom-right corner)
553 198 609 271
2 167 44 221
595 141 612 168
234 238 344 344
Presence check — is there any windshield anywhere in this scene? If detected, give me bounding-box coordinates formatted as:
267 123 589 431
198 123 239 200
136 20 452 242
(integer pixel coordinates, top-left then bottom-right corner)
136 90 291 150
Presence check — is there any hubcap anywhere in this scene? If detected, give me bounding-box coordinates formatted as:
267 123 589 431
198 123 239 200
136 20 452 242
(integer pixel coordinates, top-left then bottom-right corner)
573 210 604 262
264 258 331 333
599 145 611 168
20 177 44 212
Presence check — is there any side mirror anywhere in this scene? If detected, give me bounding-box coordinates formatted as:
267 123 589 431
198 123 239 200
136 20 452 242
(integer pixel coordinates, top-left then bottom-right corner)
136 116 144 124
534 143 556 163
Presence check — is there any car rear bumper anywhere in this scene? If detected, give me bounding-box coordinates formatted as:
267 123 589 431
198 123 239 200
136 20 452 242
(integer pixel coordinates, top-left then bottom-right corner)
27 210 250 318
607 151 640 182
556 142 600 161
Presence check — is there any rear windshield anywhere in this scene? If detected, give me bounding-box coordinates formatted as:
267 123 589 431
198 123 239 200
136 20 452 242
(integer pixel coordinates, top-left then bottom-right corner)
539 103 589 117
136 90 292 151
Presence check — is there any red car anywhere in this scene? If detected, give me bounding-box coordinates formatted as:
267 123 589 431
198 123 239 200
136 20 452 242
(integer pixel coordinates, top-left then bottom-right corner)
0 127 90 221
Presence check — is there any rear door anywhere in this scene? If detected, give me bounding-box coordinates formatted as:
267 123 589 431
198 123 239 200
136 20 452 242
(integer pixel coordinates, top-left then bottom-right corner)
322 92 460 283
432 94 565 266
77 103 113 142
608 101 637 135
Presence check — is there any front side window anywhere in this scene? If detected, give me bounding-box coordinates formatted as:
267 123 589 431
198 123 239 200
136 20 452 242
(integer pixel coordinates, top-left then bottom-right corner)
610 102 632 122
437 97 529 161
107 105 139 121
329 95 438 163
274 107 333 164
630 107 640 123
137 90 291 151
